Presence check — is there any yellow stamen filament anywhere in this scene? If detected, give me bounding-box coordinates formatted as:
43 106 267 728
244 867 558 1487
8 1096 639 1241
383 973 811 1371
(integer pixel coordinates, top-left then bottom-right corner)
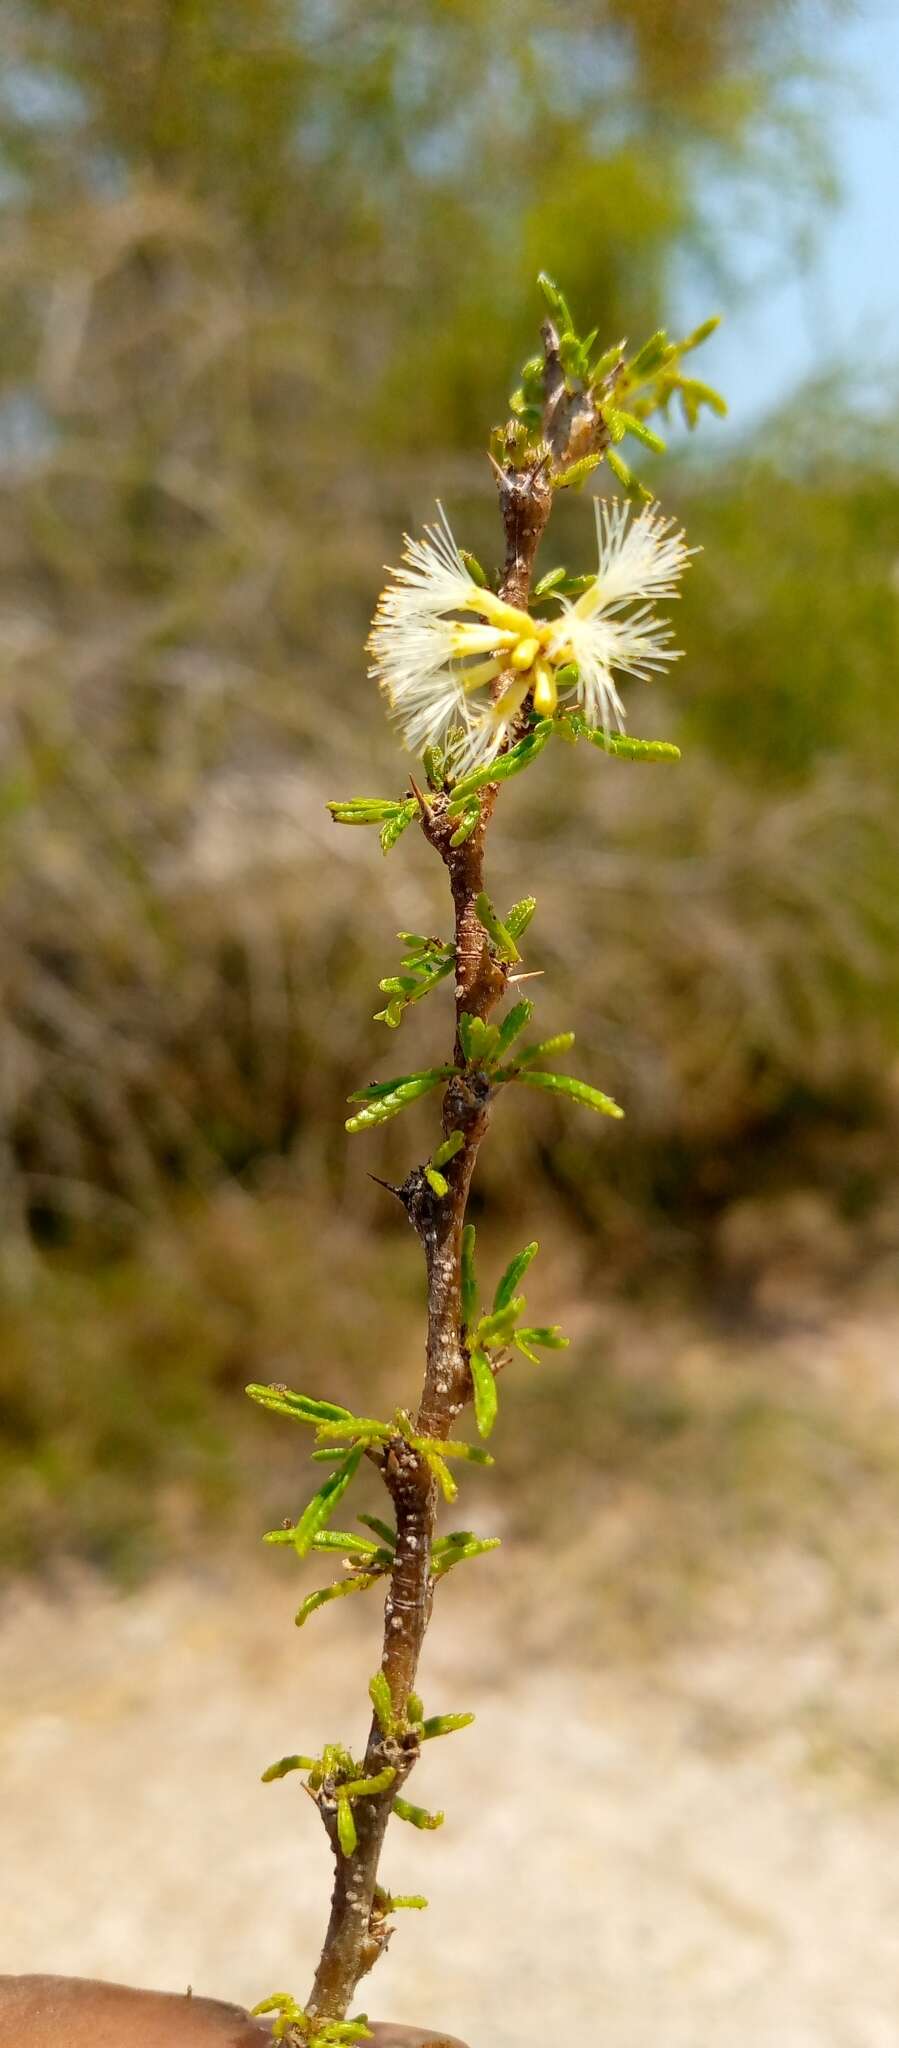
449 623 517 657
461 588 537 637
491 672 533 725
461 656 505 694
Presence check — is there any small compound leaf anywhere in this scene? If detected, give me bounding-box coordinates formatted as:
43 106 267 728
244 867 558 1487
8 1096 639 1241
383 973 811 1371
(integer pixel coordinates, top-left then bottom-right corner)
295 1574 379 1629
469 1346 498 1439
421 1712 475 1740
505 896 537 940
345 1068 452 1133
447 722 552 808
393 1796 445 1831
368 1671 395 1737
380 801 418 853
475 891 520 964
493 1239 539 1312
493 999 534 1061
290 1444 366 1560
328 799 409 826
515 1069 624 1118
261 1754 317 1782
246 1385 352 1426
337 1798 358 1857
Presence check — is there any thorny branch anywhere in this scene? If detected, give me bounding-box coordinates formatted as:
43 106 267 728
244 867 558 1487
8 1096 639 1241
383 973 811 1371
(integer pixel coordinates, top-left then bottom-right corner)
306 322 605 2026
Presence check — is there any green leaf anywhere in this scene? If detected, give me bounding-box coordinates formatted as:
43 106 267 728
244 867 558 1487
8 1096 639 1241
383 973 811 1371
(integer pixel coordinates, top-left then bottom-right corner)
458 548 487 587
431 1532 501 1578
590 338 626 380
261 1754 318 1782
449 803 480 848
421 1712 475 1740
475 891 520 964
246 1384 352 1426
341 1767 397 1799
393 1796 445 1831
345 1068 452 1132
385 1894 428 1911
514 1327 569 1359
432 1129 465 1169
493 998 534 1060
627 328 669 378
424 1166 449 1197
311 1529 382 1556
289 1444 367 1560
357 1513 396 1549
368 1671 395 1737
537 271 574 333
469 1347 498 1439
418 1447 457 1503
515 1070 624 1118
461 1223 477 1327
615 410 666 454
337 1797 358 1857
582 725 681 762
606 447 635 489
406 1691 424 1724
473 1299 523 1348
380 801 418 853
493 1239 539 1311
516 1031 576 1065
447 722 553 807
552 452 603 492
458 1011 499 1066
505 896 537 940
328 799 409 826
532 566 567 598
295 1574 379 1628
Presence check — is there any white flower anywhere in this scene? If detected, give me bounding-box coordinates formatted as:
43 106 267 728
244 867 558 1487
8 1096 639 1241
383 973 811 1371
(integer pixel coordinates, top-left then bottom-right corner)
543 499 693 733
368 497 693 775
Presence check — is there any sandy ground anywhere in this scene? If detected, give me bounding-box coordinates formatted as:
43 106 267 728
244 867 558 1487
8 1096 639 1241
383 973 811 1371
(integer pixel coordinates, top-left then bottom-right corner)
3 1535 899 2048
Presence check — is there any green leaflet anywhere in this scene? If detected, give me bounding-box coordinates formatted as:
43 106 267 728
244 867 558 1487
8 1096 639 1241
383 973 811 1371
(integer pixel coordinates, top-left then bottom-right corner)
431 1128 465 1169
261 1754 318 1782
504 895 537 940
374 942 454 1029
493 1239 539 1312
345 1068 452 1133
514 1031 576 1066
380 801 418 853
431 1533 501 1578
469 1346 498 1440
472 1298 524 1348
515 1069 624 1118
449 803 480 848
447 721 553 809
393 1796 445 1831
461 1223 477 1327
424 1166 449 1197
515 1325 570 1365
552 451 603 491
458 548 487 587
493 999 534 1060
337 1798 357 1857
458 1011 500 1066
614 409 666 453
475 888 520 962
295 1574 379 1629
288 1444 367 1560
421 1712 475 1740
327 799 411 825
368 1670 395 1737
341 1767 396 1799
357 1512 396 1549
384 1894 428 1911
246 1384 352 1426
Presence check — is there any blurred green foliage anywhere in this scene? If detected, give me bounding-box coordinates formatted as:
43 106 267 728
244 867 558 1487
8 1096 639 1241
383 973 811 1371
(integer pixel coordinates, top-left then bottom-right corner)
2 0 896 1566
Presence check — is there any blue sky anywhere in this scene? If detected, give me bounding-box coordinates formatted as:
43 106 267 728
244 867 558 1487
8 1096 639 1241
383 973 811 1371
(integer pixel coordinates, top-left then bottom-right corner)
675 0 899 431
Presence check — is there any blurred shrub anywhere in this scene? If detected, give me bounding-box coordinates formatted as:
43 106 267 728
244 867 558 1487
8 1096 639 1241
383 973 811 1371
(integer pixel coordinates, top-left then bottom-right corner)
4 0 897 1563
